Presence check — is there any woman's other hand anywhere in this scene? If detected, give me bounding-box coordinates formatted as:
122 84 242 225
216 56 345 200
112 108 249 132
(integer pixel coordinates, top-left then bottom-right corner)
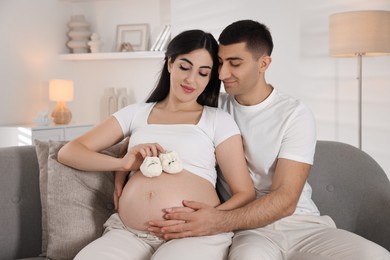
114 171 128 210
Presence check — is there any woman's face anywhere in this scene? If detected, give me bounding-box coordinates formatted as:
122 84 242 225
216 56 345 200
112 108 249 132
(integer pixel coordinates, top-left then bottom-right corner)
168 48 213 104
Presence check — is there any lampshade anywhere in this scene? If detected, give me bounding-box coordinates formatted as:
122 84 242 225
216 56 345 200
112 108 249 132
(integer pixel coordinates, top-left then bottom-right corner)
329 10 390 57
49 79 74 102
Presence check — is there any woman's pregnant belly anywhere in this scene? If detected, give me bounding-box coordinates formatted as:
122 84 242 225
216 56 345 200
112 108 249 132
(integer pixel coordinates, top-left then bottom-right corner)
118 170 221 231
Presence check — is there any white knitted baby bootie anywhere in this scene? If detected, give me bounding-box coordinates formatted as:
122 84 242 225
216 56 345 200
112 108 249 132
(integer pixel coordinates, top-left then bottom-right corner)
140 156 162 177
159 151 183 174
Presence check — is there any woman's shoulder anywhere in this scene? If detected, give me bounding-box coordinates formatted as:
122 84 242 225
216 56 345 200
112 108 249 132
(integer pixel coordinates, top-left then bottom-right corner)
201 106 240 146
113 102 154 121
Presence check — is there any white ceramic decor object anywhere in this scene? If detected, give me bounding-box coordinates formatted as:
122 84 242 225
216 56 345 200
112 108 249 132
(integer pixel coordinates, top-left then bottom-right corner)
34 111 52 126
117 88 131 110
100 88 117 121
67 15 91 53
88 33 103 53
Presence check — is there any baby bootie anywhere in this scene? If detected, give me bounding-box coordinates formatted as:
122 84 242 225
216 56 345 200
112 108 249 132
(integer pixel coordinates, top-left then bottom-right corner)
159 151 183 174
140 156 162 177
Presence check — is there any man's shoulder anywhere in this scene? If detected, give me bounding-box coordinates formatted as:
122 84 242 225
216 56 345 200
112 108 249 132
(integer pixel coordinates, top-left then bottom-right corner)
273 88 311 115
273 88 299 105
204 104 235 120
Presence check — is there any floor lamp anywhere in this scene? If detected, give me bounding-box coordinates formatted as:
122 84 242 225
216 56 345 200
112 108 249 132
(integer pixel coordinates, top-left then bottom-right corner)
329 10 390 149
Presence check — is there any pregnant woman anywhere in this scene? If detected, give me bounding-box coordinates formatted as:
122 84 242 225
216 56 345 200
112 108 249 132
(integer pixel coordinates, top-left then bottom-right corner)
58 29 255 260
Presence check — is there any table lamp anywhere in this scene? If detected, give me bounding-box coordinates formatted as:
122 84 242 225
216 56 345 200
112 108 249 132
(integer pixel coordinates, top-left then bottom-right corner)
329 10 390 149
49 79 74 124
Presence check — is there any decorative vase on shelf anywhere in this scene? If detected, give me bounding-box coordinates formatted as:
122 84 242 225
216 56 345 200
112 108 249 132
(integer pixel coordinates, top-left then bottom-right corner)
116 88 131 110
67 15 91 53
100 88 118 121
88 33 103 53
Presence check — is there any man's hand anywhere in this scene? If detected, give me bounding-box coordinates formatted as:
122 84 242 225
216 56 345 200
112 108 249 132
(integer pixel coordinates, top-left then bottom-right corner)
148 200 227 240
147 206 194 238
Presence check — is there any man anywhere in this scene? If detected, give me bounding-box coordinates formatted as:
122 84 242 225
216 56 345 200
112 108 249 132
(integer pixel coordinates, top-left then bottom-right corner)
147 20 390 259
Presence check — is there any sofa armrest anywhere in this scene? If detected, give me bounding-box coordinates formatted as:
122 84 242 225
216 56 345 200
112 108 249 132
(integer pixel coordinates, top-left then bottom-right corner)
309 140 390 251
0 146 42 259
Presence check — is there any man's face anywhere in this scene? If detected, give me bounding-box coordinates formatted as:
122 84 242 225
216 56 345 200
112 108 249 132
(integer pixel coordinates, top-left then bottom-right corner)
218 42 262 98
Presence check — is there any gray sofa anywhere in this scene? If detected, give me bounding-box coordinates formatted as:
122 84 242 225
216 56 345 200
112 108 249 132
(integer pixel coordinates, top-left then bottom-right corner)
1 140 390 259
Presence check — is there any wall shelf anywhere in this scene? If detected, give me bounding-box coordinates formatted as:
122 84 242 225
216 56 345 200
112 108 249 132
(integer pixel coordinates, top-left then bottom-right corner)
59 51 165 61
59 0 113 2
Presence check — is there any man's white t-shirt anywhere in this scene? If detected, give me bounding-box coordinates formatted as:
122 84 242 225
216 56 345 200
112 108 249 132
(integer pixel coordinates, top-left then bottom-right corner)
218 88 320 215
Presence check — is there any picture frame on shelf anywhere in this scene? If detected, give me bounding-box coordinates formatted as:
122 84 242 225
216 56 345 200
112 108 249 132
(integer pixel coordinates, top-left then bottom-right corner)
115 24 149 52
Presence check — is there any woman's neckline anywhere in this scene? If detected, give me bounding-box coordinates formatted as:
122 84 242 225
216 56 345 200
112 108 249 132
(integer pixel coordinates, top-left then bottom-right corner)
146 102 206 126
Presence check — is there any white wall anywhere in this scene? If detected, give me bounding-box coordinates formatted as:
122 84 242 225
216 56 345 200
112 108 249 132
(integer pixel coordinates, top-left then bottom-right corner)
0 0 62 124
0 0 389 178
0 0 168 125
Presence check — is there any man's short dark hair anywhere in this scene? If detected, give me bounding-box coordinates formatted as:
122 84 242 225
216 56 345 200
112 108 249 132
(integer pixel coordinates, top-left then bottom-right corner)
218 20 273 59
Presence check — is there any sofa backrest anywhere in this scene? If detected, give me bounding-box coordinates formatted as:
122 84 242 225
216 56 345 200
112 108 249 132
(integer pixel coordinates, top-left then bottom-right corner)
308 140 390 251
1 141 389 259
0 145 42 259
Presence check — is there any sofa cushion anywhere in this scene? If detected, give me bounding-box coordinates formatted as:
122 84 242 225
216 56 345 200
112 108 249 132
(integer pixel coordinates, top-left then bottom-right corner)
35 140 120 259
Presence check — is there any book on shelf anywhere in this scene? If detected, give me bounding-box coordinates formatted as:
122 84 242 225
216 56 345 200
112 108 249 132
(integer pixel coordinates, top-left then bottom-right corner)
150 24 171 51
150 25 166 51
157 25 171 51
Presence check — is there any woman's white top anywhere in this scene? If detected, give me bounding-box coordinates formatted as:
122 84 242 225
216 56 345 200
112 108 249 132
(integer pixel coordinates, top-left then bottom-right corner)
114 102 240 186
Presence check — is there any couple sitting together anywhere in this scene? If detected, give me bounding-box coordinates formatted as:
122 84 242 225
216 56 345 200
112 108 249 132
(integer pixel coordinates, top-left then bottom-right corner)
58 20 390 259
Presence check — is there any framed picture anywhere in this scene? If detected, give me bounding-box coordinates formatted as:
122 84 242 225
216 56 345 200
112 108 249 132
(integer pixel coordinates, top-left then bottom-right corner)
115 24 149 52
